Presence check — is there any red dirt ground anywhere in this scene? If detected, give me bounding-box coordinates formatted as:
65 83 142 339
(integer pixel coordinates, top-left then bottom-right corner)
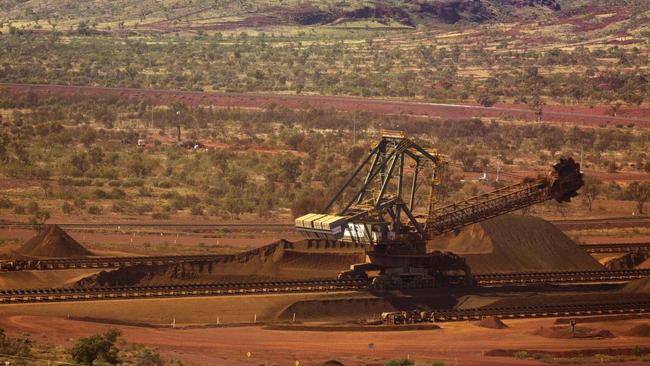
3 83 649 127
0 178 40 190
1 315 650 365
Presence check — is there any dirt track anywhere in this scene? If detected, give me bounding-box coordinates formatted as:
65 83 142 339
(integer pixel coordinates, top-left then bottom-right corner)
2 313 650 365
3 83 649 127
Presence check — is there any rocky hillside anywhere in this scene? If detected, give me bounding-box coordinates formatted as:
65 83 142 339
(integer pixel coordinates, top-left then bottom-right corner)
3 0 640 31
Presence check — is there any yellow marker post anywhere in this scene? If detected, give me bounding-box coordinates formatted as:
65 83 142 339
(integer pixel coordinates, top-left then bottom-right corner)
295 361 300 366
246 352 251 358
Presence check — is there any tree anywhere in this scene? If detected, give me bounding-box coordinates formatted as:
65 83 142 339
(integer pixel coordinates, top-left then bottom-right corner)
128 154 156 178
627 181 650 215
88 146 105 165
70 152 90 175
40 181 52 198
70 329 121 366
26 201 40 215
451 148 478 172
223 190 244 219
29 209 50 231
266 154 302 186
528 94 545 121
581 177 602 212
62 201 73 215
80 129 98 147
47 17 58 32
76 21 91 36
477 93 497 107
291 188 326 217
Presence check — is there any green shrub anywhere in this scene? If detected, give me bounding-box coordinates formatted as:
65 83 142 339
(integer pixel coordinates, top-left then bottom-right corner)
87 205 102 215
93 188 109 199
62 201 73 214
385 359 413 366
138 186 153 197
26 201 40 214
122 178 144 187
155 180 173 188
111 201 133 214
58 177 92 186
514 351 530 359
151 212 170 220
136 204 154 214
74 197 87 209
109 188 126 199
160 191 179 200
0 198 13 209
134 347 164 366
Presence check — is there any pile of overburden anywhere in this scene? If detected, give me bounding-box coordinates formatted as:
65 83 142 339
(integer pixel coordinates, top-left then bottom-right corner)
623 324 650 337
428 214 604 274
621 277 650 294
636 257 650 269
477 316 508 329
18 225 93 258
77 239 364 287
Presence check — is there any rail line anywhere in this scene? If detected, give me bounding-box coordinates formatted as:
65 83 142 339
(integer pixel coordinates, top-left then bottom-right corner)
579 242 650 253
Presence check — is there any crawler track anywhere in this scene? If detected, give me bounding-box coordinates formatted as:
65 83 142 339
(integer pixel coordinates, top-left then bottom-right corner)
0 279 369 304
